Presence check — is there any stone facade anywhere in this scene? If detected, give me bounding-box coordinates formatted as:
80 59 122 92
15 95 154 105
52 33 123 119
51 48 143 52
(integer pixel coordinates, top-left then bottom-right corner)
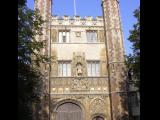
102 0 128 119
34 0 128 120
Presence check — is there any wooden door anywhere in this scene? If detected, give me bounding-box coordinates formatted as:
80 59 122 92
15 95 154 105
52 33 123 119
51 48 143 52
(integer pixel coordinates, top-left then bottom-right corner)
56 102 82 120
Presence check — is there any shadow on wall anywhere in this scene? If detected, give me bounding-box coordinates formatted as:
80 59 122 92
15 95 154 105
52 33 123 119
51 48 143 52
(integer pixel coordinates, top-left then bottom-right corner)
33 94 49 120
32 73 50 120
116 64 129 120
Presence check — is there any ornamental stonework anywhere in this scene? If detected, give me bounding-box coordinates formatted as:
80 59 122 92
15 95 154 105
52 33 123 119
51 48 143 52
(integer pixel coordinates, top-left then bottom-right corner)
100 48 107 76
72 52 87 77
98 30 105 42
34 0 129 120
51 29 57 42
51 49 58 77
71 77 89 91
90 98 106 115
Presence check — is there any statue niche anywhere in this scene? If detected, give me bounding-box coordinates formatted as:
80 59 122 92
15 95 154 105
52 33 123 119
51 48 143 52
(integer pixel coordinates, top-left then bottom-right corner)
71 52 88 91
72 52 87 77
76 62 83 77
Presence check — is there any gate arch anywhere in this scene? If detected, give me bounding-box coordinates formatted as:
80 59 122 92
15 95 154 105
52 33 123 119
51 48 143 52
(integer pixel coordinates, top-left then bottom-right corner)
91 113 106 120
54 99 85 120
93 116 104 120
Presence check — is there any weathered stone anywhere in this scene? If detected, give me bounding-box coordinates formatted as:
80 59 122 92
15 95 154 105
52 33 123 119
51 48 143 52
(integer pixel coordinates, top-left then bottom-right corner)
34 0 128 120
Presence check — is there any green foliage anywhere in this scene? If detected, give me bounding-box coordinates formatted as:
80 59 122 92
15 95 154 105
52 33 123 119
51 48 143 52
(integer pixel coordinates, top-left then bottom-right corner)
126 7 140 88
18 5 47 66
128 8 140 56
18 0 26 7
18 1 47 120
18 62 43 120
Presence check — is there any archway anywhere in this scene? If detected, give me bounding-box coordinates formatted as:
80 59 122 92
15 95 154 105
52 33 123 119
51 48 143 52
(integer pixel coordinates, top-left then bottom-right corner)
93 116 104 120
55 102 82 120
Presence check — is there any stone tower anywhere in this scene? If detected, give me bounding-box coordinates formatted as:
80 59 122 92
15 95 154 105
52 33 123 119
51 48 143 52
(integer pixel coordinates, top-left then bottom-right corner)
102 0 128 119
34 0 52 119
34 0 128 120
34 0 52 56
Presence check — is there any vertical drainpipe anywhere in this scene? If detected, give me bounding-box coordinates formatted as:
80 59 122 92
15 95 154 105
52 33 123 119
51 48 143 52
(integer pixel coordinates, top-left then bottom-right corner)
101 0 113 120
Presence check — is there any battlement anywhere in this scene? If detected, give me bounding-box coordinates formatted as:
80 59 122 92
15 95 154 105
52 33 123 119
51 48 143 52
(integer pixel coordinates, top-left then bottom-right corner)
51 15 104 26
52 15 103 21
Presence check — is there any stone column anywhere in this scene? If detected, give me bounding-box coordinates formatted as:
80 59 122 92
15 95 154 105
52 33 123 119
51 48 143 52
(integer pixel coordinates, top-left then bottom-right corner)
102 0 129 120
34 0 52 56
34 0 52 120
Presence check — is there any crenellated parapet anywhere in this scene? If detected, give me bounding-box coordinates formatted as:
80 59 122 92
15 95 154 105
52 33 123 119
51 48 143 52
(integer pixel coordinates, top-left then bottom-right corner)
51 16 104 26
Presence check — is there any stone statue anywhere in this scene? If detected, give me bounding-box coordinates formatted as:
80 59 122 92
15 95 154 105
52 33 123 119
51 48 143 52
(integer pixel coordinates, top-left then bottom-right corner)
76 63 83 77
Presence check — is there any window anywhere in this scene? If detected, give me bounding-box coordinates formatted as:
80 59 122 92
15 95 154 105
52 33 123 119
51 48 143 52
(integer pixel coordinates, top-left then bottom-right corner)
62 36 66 42
86 31 97 42
87 61 100 76
59 31 70 43
58 61 71 76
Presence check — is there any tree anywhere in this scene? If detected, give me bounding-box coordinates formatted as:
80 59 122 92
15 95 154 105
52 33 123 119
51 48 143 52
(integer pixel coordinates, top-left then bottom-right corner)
126 7 140 88
18 1 47 119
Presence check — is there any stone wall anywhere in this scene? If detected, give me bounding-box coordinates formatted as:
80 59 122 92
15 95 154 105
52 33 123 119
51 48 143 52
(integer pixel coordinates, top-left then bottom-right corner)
34 0 129 120
102 0 128 119
50 94 111 120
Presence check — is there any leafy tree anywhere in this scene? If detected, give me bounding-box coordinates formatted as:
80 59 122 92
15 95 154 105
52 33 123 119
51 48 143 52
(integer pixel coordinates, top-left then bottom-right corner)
126 7 140 88
18 0 47 119
18 0 26 7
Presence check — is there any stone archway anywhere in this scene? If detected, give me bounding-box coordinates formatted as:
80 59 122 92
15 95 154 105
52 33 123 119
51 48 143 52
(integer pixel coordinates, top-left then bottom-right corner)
55 102 82 120
93 116 104 120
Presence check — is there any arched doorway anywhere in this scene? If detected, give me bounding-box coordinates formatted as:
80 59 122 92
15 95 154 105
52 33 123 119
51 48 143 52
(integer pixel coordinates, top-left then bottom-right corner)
56 102 82 120
93 116 104 120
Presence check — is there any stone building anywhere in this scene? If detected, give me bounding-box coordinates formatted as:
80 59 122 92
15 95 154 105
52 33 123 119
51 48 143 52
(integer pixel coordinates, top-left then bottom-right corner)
128 85 140 120
34 0 129 120
127 71 140 120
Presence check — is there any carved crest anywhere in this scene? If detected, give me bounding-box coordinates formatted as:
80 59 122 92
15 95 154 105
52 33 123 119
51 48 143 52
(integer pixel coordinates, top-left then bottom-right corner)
71 77 88 90
90 98 106 114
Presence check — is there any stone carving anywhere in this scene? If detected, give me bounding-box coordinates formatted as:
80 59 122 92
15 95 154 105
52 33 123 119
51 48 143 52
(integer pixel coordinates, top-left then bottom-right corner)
51 77 108 93
51 29 57 42
100 48 107 76
72 52 87 77
52 16 103 26
76 32 81 37
71 52 88 91
76 63 83 77
93 20 97 25
90 98 106 114
51 49 58 76
71 77 88 90
51 97 61 102
81 20 86 25
99 30 105 42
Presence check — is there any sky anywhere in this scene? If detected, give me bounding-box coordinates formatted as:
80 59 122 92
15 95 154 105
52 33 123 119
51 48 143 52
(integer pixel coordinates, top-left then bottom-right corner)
26 0 140 55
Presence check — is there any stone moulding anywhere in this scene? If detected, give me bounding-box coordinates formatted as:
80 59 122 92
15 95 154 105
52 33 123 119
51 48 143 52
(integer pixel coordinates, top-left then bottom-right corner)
50 77 109 94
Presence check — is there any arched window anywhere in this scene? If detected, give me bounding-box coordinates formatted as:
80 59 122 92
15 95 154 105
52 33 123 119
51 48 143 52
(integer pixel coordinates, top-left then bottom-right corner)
56 102 82 120
93 116 104 120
